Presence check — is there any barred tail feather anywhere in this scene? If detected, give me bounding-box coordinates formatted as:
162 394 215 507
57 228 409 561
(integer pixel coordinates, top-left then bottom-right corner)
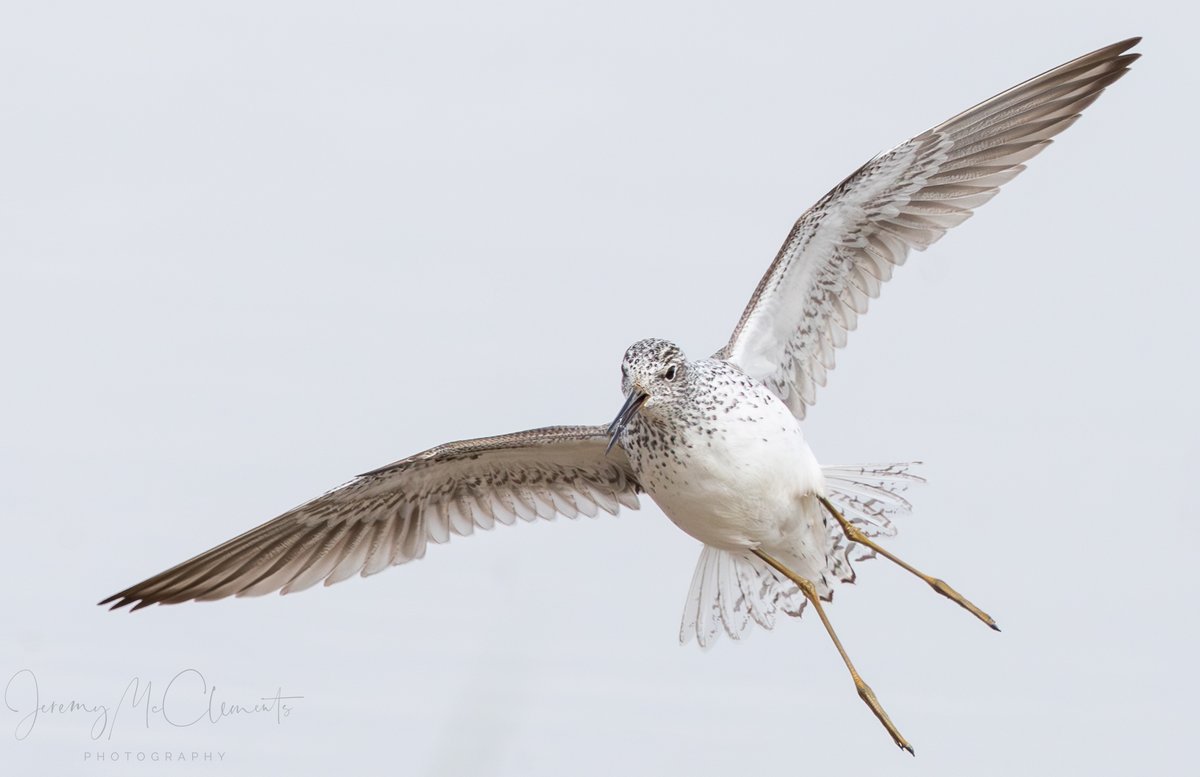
680 547 806 647
679 462 923 647
822 461 924 541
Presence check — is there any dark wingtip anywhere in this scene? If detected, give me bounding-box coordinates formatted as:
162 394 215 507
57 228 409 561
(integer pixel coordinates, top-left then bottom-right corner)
1103 36 1141 55
1116 52 1142 69
98 591 152 612
98 593 128 610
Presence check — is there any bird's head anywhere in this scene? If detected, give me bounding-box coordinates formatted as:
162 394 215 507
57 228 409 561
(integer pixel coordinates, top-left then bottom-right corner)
606 338 688 453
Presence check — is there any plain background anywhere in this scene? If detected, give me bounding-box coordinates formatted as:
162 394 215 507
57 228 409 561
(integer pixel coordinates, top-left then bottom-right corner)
2 1 1196 774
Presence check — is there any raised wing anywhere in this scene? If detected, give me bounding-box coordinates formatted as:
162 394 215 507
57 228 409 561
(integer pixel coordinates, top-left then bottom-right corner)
101 426 641 610
718 38 1140 418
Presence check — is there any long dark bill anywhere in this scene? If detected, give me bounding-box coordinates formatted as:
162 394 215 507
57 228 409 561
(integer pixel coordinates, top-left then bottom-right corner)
605 389 647 455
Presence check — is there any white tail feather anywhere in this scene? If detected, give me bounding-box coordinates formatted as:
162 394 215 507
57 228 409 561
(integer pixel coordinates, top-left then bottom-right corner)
680 547 805 648
679 462 923 646
824 461 923 561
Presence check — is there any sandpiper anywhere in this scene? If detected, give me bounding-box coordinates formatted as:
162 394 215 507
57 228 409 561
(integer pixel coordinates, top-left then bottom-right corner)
102 38 1140 753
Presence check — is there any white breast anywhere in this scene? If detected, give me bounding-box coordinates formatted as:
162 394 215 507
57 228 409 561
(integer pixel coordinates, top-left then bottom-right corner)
628 364 826 554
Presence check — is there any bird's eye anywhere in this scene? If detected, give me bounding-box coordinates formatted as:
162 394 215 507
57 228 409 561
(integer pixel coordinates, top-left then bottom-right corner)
664 365 678 381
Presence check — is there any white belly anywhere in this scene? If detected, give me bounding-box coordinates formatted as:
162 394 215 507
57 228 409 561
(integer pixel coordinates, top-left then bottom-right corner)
627 375 827 557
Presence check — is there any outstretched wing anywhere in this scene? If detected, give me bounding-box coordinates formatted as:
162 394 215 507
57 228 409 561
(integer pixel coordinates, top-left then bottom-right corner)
101 426 641 610
718 38 1139 418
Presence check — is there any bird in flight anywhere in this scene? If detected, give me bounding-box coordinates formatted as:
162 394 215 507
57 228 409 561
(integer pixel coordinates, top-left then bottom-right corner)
102 38 1140 753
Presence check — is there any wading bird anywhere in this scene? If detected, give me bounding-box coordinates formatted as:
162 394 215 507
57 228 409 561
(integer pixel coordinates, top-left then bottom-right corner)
102 38 1140 753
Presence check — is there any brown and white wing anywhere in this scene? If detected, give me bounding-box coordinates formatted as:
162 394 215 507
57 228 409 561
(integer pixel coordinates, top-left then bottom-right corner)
717 38 1140 419
101 425 641 611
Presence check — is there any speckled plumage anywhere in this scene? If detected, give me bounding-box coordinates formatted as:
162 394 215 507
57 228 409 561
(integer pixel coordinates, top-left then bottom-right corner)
101 39 1138 656
614 338 857 643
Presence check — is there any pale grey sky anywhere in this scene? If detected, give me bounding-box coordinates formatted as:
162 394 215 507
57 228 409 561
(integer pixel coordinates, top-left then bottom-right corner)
2 1 1197 775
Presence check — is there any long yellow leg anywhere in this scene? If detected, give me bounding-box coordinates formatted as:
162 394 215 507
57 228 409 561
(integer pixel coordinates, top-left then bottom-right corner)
818 495 1000 631
752 548 914 756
